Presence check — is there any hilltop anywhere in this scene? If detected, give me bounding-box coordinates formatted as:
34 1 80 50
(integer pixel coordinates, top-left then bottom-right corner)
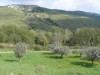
0 4 100 31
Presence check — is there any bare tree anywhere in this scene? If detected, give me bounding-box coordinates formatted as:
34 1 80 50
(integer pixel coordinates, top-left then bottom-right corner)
86 47 100 65
52 31 62 46
49 28 70 58
14 42 27 62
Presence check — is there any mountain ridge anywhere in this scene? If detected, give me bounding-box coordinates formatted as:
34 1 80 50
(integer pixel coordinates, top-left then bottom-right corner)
0 4 100 31
5 4 100 18
2 4 100 17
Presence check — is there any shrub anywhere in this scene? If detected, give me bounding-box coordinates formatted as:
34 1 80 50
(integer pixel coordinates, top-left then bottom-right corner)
33 44 44 51
14 42 27 62
0 43 6 48
0 43 14 48
35 33 48 47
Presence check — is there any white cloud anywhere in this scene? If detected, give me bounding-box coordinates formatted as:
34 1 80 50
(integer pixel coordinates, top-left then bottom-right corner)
48 0 100 13
34 0 46 6
0 0 100 13
34 0 54 7
50 0 79 10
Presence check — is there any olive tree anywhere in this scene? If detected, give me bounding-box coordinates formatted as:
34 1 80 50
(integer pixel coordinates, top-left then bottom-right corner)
49 44 69 58
14 42 27 62
72 46 87 57
86 47 100 65
79 49 86 57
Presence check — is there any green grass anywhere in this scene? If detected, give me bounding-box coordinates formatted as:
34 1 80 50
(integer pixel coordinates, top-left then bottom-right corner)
0 48 13 51
0 7 26 26
0 51 100 75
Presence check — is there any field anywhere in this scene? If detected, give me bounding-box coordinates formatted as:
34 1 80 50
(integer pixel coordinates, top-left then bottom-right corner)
0 50 100 75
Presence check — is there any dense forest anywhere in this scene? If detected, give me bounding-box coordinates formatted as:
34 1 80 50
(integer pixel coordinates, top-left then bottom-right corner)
0 25 100 49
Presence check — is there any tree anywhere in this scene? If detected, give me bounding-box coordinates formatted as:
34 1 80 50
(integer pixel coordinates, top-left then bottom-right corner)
63 29 72 45
52 27 64 46
36 33 48 47
74 28 98 46
45 32 52 44
66 34 77 46
49 27 70 58
1 25 35 44
0 32 6 43
80 46 87 57
14 42 27 62
52 31 62 46
86 47 100 65
72 46 86 57
49 44 69 58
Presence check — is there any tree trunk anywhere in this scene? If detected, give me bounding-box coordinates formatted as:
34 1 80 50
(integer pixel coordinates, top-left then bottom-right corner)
92 57 95 65
80 53 82 57
60 54 63 58
92 60 94 65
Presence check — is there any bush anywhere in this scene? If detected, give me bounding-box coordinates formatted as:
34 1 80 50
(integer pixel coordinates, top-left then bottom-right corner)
35 33 48 47
0 43 6 48
33 44 44 51
0 43 14 48
14 42 27 62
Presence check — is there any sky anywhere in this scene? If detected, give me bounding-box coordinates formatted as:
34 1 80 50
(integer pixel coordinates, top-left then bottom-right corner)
0 0 100 14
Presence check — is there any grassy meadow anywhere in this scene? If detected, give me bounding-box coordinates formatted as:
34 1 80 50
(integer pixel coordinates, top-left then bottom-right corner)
0 50 100 75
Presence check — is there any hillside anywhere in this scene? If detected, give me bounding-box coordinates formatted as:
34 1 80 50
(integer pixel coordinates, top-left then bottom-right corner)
0 4 100 31
0 6 25 26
